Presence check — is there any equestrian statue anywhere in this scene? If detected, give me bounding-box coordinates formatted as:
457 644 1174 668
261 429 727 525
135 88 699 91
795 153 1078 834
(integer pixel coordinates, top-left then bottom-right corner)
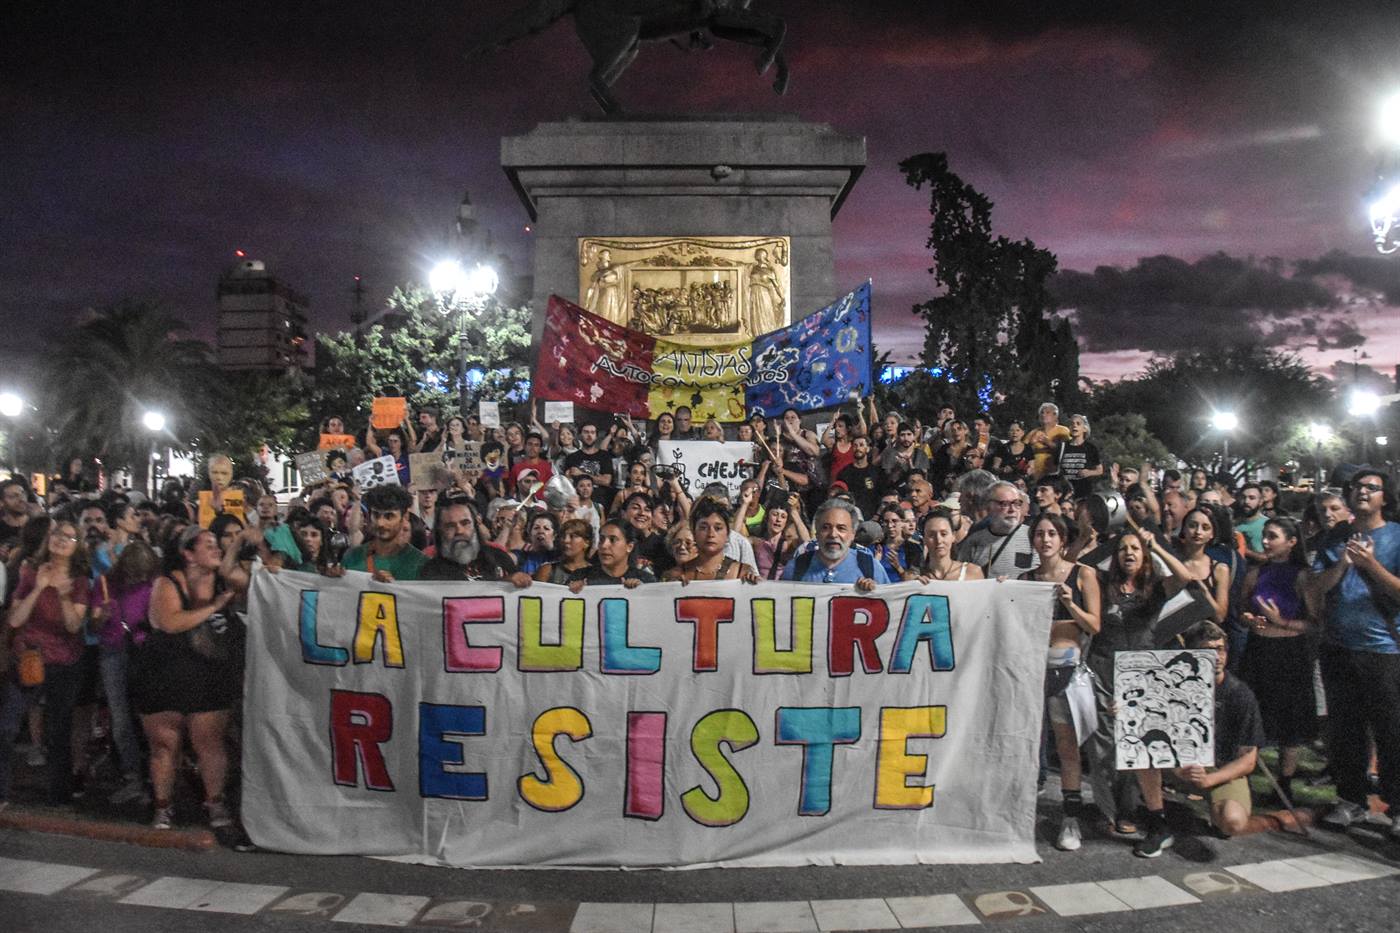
469 0 790 114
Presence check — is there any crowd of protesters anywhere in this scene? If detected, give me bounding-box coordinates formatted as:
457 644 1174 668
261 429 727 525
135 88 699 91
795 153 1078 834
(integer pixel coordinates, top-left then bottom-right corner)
0 395 1397 862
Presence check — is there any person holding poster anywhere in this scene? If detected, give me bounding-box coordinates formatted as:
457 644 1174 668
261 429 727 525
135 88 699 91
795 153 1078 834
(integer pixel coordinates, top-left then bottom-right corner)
1019 513 1098 852
1139 622 1263 854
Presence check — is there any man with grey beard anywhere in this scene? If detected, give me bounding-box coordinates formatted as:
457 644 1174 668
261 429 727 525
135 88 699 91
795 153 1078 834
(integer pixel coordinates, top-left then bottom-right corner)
955 480 1038 577
420 499 532 586
780 499 889 591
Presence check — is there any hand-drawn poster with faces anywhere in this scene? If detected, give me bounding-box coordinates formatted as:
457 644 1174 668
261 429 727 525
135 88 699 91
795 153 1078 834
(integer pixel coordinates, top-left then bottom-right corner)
352 454 401 490
1114 649 1215 769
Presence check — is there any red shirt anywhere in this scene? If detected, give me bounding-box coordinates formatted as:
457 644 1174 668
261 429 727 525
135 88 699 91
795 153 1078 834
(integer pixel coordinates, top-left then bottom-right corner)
507 458 553 497
12 563 89 666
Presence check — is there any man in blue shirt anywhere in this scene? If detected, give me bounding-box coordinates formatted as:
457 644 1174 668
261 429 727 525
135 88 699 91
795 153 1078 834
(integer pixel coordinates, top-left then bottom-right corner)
781 499 890 591
1309 469 1400 837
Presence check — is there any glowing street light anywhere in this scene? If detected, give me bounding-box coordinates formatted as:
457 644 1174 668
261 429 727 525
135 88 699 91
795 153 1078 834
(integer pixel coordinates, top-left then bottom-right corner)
1211 411 1238 433
1307 422 1333 444
0 392 23 419
142 410 167 432
429 259 499 415
1349 388 1383 418
1379 435 1390 447
429 259 470 295
1381 91 1400 146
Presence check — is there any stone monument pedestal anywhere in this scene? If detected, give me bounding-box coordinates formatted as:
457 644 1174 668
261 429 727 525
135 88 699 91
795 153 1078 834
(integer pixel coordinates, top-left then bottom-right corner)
501 115 866 342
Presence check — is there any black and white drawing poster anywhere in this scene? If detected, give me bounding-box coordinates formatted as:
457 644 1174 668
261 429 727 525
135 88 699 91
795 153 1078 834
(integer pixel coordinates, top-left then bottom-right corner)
1114 649 1215 769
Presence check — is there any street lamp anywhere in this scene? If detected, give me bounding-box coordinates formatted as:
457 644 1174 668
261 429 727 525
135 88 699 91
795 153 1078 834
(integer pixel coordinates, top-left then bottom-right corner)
0 393 22 419
430 259 498 416
1348 388 1382 418
1210 410 1238 473
142 410 167 497
1307 422 1333 489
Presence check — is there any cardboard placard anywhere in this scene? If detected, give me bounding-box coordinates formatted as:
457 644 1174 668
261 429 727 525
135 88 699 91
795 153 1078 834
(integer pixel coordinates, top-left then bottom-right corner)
295 450 330 486
543 401 575 425
444 442 483 480
352 455 401 490
408 453 452 490
370 397 408 431
198 488 245 528
319 433 356 451
478 400 501 428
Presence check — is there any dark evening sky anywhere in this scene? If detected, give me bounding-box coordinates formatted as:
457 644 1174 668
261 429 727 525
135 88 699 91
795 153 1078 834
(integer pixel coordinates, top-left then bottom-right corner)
6 1 1400 382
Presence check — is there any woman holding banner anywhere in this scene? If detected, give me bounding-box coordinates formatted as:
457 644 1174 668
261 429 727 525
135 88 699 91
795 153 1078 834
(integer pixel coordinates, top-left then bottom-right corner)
573 520 656 591
1020 513 1099 852
663 499 759 583
534 518 594 586
914 509 984 583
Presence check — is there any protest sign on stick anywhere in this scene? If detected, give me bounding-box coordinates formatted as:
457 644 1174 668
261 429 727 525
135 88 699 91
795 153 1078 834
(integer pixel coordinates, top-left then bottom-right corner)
370 397 408 431
656 441 756 499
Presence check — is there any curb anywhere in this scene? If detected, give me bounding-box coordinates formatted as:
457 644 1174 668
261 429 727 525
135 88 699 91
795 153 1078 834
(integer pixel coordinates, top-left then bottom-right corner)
0 805 216 851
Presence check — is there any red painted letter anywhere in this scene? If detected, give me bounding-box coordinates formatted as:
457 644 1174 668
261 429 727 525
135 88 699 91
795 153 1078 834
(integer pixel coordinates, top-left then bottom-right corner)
828 597 889 676
675 597 734 672
330 690 395 791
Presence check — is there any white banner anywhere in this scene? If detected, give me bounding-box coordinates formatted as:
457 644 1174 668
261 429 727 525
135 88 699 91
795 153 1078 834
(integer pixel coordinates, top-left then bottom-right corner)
656 440 756 499
242 572 1053 867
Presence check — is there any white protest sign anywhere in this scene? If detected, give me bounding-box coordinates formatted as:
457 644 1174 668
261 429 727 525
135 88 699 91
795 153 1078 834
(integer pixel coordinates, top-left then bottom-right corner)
243 575 1055 867
1114 649 1215 770
657 440 756 499
352 454 400 490
543 401 574 425
478 401 501 428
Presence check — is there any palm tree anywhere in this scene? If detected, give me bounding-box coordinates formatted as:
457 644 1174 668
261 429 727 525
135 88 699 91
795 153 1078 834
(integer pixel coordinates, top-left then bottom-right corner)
41 301 215 490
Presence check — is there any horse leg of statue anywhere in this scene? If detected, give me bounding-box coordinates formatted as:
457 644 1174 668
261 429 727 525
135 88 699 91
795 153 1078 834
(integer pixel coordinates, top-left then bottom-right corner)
707 9 786 78
575 13 640 114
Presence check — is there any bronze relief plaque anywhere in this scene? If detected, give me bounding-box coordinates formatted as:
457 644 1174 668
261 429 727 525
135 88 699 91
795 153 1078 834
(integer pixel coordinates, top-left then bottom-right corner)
578 236 791 346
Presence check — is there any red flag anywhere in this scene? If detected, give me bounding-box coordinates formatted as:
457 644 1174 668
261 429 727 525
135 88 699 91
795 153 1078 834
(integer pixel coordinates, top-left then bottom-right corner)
535 296 654 416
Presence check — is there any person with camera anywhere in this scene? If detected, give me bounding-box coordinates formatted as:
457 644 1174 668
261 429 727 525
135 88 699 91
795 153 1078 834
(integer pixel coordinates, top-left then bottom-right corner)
875 504 923 581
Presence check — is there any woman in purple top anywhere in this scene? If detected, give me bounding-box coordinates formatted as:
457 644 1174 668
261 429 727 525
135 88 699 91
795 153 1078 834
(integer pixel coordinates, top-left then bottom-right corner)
1240 517 1317 803
95 539 162 803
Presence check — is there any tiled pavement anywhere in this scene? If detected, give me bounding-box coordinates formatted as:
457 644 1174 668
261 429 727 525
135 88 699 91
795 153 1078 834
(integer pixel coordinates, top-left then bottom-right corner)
0 849 1397 931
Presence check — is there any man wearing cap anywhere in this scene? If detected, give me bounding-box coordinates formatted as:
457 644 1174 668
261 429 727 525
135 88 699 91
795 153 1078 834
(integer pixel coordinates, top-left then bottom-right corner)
781 499 890 590
507 432 554 498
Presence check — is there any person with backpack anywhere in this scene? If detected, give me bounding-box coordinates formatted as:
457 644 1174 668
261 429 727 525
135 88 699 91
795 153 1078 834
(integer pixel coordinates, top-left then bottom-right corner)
780 499 889 590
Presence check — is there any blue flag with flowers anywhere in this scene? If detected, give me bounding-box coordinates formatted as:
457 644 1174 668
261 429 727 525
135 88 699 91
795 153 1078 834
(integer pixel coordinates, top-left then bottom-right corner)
745 281 873 417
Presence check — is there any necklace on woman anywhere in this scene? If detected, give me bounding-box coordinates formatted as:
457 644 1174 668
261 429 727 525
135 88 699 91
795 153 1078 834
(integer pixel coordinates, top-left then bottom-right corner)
689 556 725 580
925 559 959 580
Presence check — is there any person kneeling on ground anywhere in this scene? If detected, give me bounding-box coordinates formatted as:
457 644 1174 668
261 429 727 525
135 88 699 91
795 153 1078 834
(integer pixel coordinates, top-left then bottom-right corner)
1131 620 1263 858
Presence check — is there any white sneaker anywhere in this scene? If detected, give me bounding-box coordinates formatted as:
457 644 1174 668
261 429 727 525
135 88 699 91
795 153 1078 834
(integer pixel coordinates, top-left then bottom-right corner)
1323 800 1368 828
1055 817 1082 851
152 805 174 831
24 746 45 768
